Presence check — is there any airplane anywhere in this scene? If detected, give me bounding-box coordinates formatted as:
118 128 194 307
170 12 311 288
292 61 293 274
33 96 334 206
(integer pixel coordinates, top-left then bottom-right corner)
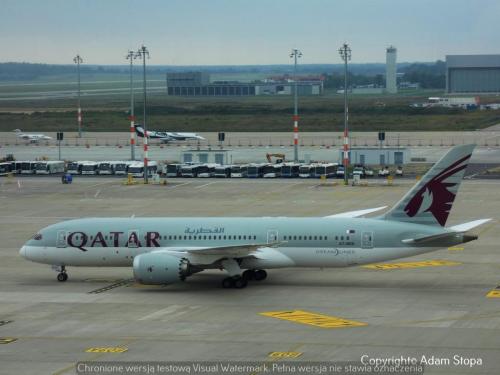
13 129 52 143
19 144 491 289
134 124 204 143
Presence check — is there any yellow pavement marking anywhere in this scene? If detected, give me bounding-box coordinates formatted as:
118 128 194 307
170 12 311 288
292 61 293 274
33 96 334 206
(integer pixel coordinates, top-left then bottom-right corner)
486 289 500 298
268 351 303 358
260 310 367 329
85 347 128 353
0 338 17 344
448 246 464 251
362 260 461 270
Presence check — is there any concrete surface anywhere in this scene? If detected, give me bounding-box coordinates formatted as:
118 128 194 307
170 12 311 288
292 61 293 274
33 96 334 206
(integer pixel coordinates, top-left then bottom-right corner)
0 177 499 374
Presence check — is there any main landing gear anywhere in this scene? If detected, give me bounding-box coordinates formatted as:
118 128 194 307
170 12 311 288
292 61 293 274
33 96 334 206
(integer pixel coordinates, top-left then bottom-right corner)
221 269 267 289
55 265 68 282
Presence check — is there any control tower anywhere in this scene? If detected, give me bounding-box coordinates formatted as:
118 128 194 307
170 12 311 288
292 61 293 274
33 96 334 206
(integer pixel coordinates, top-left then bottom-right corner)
386 46 397 94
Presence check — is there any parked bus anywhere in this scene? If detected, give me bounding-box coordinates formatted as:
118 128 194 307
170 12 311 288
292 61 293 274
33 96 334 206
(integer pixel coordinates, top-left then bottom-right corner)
214 165 231 178
165 164 182 177
299 164 314 178
96 161 113 175
180 164 201 178
80 161 99 175
230 164 248 178
263 164 282 178
112 161 131 175
128 161 158 178
16 161 36 174
0 162 12 176
198 164 218 178
66 161 82 174
247 164 264 178
314 163 337 178
34 161 65 174
281 163 300 178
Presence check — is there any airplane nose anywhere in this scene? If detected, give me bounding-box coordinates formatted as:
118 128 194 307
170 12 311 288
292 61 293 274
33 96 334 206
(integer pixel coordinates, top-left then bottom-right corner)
19 246 29 259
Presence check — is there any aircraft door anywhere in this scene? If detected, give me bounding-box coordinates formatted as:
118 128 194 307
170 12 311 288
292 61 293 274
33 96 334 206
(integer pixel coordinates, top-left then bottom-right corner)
267 229 278 244
361 231 374 249
56 230 67 248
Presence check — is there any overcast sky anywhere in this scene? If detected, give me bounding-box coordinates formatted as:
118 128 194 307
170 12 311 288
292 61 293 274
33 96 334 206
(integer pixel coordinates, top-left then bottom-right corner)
1 0 499 65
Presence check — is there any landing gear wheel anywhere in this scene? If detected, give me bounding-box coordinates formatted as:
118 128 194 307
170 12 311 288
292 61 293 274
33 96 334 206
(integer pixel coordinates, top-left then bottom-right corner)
57 272 68 282
242 270 255 281
253 270 267 281
233 276 248 289
222 277 235 289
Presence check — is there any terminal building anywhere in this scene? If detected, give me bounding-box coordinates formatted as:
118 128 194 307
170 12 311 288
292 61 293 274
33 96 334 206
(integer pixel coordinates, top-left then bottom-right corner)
166 72 323 96
446 55 500 93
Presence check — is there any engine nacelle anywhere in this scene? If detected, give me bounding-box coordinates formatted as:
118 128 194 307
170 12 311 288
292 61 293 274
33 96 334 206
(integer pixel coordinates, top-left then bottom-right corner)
133 253 191 285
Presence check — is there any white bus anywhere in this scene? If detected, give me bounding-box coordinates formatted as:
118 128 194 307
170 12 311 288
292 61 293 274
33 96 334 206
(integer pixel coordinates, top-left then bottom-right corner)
198 164 218 178
128 161 158 178
81 161 99 175
112 161 131 175
262 164 282 178
214 165 231 178
230 165 248 178
66 161 82 174
16 161 36 174
314 163 337 178
34 161 65 174
0 162 12 176
299 164 315 178
165 164 182 177
281 163 300 178
180 164 201 178
97 161 113 175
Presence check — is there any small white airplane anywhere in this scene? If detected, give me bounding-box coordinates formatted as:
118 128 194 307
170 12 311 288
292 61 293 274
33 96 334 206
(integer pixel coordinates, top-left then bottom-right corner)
13 129 52 143
134 124 204 143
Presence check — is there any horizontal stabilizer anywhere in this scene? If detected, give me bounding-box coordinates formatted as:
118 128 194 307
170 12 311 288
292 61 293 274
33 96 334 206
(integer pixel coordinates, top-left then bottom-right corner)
448 218 492 232
402 232 460 244
324 206 387 219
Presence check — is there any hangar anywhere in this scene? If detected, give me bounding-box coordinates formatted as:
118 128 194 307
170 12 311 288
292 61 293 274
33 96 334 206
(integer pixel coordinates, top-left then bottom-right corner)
446 54 500 94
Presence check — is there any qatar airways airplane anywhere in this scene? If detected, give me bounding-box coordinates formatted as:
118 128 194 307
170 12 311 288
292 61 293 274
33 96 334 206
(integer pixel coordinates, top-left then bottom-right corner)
134 124 204 143
20 144 490 289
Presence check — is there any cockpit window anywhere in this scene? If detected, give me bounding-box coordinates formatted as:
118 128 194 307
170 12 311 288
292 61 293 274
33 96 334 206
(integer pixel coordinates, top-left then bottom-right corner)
33 233 42 240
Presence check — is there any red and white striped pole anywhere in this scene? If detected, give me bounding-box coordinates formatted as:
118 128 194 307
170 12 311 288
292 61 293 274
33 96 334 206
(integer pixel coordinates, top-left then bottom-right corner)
293 114 299 148
129 115 136 160
143 132 148 183
343 112 349 185
77 107 82 137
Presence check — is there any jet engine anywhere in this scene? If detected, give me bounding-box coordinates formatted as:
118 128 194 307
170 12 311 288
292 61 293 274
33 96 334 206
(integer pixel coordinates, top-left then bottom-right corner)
133 253 192 285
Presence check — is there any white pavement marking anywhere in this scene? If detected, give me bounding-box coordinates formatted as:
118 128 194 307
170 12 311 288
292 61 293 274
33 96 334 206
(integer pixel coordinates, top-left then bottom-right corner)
138 305 198 321
94 189 101 198
168 181 192 189
195 182 217 189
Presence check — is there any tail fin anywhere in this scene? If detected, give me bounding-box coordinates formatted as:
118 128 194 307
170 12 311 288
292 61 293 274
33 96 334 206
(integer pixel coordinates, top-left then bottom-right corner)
382 144 475 227
134 124 144 137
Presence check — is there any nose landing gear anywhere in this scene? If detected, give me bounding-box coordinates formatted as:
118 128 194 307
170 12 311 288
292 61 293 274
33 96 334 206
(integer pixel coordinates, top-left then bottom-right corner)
53 265 68 282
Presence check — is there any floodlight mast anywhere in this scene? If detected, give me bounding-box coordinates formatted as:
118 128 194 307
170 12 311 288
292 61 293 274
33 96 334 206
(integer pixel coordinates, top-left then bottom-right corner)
339 43 351 185
73 55 83 138
126 50 136 161
290 49 302 163
134 45 150 184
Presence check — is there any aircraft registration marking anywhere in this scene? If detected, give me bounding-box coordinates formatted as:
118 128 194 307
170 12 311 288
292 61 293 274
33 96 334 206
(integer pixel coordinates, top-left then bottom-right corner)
0 338 17 344
486 288 500 298
260 310 367 329
362 260 461 270
85 347 128 353
268 352 303 358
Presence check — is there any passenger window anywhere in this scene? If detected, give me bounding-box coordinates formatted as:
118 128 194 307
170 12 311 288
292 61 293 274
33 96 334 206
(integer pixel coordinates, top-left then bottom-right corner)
314 236 317 240
325 236 328 240
254 235 256 240
293 236 297 240
319 236 322 240
194 236 197 240
223 235 226 240
238 235 241 240
309 236 312 240
346 236 349 240
341 236 344 240
184 235 187 240
169 235 172 240
203 235 207 240
189 236 192 240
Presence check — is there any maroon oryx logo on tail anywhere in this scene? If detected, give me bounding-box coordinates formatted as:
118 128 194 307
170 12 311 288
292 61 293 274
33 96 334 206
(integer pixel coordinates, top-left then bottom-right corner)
404 154 471 226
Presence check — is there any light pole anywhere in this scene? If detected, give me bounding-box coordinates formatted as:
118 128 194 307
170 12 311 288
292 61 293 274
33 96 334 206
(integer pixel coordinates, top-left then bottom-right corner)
339 43 351 185
135 45 150 184
73 54 83 138
290 48 302 163
126 50 136 161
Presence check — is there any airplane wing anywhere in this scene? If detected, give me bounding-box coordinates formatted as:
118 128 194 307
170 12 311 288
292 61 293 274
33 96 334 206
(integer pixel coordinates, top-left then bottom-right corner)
152 242 282 258
324 206 387 218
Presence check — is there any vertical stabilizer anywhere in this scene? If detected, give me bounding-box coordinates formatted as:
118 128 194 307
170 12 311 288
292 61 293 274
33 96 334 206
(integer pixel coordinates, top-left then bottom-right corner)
382 144 475 226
